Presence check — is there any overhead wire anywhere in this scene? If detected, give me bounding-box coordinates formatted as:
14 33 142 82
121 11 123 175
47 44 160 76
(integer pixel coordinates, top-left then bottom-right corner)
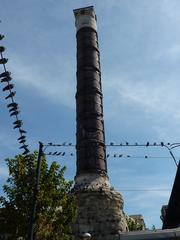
117 189 171 192
43 141 180 167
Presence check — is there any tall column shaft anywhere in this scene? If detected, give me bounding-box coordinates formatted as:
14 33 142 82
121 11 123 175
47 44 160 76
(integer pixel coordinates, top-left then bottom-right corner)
74 6 107 177
72 7 128 240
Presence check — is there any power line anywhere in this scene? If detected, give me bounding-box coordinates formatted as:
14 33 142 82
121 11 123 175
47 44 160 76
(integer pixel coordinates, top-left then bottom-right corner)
44 141 180 149
44 150 179 161
43 141 179 166
117 189 170 192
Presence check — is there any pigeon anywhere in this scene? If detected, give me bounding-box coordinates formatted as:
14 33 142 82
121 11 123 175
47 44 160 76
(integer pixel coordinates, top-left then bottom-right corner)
1 76 12 83
9 106 19 112
8 102 18 108
3 84 14 91
19 139 26 144
22 149 30 155
0 58 8 64
10 110 20 116
5 91 16 99
0 71 11 78
19 144 28 149
0 46 5 52
19 129 27 134
18 136 26 141
0 34 5 40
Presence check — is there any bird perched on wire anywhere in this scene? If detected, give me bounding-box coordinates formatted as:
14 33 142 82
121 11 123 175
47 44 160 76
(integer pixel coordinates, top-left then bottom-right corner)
7 102 18 108
0 71 11 78
19 129 27 134
56 152 62 156
1 76 12 83
10 110 20 117
13 120 23 129
5 91 16 99
0 46 5 53
0 34 4 40
2 84 14 91
18 135 26 141
0 58 8 64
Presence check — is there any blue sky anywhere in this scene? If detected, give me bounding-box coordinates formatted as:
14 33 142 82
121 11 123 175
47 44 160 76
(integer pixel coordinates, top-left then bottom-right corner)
1 0 180 229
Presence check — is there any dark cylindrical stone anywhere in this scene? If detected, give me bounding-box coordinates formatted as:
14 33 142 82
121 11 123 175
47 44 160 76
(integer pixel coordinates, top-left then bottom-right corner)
76 26 107 176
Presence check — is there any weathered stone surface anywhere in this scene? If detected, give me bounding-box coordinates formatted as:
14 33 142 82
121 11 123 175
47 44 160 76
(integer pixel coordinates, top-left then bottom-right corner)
73 7 128 239
72 184 128 240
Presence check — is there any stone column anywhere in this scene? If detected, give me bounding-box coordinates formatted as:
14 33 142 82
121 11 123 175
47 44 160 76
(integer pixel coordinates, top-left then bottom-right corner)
75 6 107 182
73 6 128 240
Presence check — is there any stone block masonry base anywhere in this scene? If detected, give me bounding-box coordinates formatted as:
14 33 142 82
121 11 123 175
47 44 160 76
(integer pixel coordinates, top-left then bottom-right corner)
72 181 128 240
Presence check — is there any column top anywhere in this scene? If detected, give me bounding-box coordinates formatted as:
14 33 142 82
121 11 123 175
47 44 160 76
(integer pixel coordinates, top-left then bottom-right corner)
73 6 97 32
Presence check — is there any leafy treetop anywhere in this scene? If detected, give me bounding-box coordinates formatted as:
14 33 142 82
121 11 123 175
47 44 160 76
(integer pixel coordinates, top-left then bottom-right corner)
0 152 77 240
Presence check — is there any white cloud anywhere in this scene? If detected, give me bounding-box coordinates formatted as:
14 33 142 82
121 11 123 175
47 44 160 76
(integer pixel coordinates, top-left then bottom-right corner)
161 0 180 22
155 43 180 61
104 73 180 121
9 55 75 109
166 44 180 59
126 189 169 205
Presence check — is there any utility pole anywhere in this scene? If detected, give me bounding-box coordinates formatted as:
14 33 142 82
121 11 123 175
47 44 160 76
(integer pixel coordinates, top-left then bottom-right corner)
27 142 43 240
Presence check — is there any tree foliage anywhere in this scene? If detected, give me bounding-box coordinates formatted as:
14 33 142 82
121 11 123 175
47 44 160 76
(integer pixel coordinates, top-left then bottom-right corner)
0 152 77 240
126 217 143 231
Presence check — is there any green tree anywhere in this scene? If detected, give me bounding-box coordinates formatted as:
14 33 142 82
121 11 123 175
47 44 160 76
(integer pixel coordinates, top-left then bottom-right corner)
0 152 77 240
126 217 143 231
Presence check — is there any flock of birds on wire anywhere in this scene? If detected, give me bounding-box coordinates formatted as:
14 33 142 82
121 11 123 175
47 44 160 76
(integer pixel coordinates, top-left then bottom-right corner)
44 142 180 166
0 34 30 156
45 141 180 148
45 151 173 159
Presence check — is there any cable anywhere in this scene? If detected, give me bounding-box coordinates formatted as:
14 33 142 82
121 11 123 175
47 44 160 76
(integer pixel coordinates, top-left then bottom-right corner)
117 189 170 192
43 141 179 167
44 151 179 160
43 141 180 149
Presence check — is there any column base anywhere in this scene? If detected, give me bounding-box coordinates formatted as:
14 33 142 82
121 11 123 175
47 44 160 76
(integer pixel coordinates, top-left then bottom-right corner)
72 174 128 240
